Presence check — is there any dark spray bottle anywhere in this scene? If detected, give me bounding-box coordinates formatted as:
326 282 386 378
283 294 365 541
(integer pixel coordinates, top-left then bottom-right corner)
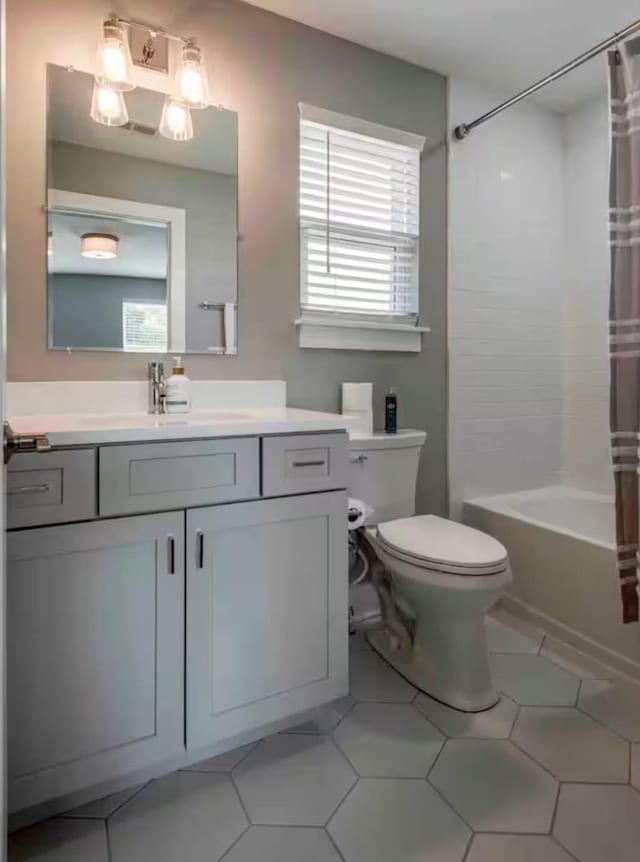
385 387 398 434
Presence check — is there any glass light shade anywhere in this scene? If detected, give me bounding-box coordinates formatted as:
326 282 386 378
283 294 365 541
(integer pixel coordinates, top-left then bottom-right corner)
159 97 194 142
96 20 135 91
174 43 209 109
47 232 53 257
90 83 129 126
80 233 119 259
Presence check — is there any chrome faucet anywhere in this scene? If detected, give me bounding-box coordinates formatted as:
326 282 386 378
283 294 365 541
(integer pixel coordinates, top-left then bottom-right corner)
149 362 166 415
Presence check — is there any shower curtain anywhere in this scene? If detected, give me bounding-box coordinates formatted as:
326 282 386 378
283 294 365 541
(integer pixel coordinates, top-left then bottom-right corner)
609 38 640 624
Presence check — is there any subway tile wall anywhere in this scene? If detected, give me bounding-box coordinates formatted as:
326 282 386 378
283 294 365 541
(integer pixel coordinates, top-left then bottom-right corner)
448 81 565 518
562 98 612 497
448 82 612 517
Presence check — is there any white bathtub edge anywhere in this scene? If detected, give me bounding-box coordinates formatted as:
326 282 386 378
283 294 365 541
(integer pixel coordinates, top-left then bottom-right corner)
500 595 640 684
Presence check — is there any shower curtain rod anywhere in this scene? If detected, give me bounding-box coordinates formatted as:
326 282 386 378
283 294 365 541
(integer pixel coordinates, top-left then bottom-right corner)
453 17 640 141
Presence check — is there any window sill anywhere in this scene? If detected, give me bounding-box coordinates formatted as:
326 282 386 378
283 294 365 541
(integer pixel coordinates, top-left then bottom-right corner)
295 316 429 352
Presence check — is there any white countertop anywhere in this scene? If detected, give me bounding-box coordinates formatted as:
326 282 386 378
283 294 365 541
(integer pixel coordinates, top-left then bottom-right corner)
8 407 351 447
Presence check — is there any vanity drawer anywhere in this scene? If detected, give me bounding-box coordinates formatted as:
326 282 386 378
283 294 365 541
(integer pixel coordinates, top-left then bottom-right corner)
7 449 96 529
99 438 260 516
262 432 348 496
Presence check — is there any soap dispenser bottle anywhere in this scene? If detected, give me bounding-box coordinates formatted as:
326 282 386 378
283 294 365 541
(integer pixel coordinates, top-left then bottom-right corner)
165 356 191 414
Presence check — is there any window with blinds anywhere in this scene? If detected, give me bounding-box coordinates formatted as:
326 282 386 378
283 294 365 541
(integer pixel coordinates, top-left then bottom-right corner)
299 114 421 322
122 301 168 353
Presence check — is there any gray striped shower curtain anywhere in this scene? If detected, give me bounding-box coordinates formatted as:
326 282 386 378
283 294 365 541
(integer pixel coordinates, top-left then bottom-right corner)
609 38 640 624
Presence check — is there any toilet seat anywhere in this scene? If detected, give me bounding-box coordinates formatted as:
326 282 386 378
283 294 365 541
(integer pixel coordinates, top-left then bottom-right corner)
376 515 509 578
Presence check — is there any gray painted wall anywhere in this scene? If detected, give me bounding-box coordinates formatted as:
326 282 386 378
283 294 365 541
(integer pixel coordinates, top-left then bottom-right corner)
7 0 449 514
50 274 166 350
51 141 237 353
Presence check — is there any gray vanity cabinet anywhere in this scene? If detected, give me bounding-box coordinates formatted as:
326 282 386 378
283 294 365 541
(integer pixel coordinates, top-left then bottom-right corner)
7 511 185 813
186 490 348 750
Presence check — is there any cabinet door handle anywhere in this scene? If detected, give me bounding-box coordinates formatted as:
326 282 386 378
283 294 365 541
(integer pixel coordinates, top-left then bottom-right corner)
196 531 204 569
168 535 175 575
292 459 326 468
8 483 52 495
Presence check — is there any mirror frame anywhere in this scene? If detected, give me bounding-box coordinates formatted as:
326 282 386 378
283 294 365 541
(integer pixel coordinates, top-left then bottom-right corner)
47 188 186 353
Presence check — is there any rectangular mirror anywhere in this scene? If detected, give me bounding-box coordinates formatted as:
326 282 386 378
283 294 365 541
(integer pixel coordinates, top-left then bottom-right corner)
46 64 238 354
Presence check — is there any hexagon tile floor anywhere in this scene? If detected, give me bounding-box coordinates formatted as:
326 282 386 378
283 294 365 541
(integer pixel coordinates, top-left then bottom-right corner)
9 611 640 862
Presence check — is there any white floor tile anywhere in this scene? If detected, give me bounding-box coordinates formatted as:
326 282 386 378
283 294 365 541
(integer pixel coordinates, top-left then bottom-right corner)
62 784 145 819
222 826 342 862
328 778 471 862
232 734 356 826
182 742 257 773
491 654 579 706
9 818 108 862
414 693 519 739
286 696 355 734
429 739 558 833
578 679 640 742
332 702 444 777
486 617 542 654
553 783 640 862
349 649 416 703
511 707 630 782
108 771 247 862
466 834 575 862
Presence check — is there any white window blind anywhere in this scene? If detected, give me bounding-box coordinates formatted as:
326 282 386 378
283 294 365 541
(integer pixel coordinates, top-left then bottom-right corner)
299 114 421 321
122 301 168 352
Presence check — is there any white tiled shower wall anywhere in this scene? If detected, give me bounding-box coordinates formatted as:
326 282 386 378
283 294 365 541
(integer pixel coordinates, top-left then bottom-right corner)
448 82 612 517
448 81 565 518
562 98 612 497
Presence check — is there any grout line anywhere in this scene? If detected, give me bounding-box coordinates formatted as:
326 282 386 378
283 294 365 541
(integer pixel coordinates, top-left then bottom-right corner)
325 825 348 861
229 772 253 826
323 775 359 829
216 822 251 862
104 819 113 862
426 772 476 834
104 780 152 821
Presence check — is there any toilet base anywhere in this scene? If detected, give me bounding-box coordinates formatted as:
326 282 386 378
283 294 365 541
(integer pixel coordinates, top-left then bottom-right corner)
366 626 499 713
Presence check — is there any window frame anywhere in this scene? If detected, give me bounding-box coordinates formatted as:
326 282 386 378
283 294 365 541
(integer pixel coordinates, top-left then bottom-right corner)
296 104 429 352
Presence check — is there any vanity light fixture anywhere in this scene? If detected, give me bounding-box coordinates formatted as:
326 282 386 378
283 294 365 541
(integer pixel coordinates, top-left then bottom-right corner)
47 232 53 257
96 18 135 91
80 233 119 259
174 42 209 109
90 16 211 141
159 96 194 142
90 82 129 126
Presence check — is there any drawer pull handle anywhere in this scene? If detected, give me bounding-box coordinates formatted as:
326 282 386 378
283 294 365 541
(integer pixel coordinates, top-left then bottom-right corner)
292 459 326 468
8 483 52 495
350 454 368 464
196 531 204 569
168 535 176 576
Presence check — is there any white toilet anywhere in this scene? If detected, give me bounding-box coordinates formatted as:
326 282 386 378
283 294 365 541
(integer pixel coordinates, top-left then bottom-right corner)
349 429 512 712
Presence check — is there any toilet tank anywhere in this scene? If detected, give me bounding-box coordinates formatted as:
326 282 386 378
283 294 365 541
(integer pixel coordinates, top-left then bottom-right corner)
349 429 427 524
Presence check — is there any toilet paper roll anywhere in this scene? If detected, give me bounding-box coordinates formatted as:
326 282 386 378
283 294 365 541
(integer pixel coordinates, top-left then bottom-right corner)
342 382 373 414
347 497 374 531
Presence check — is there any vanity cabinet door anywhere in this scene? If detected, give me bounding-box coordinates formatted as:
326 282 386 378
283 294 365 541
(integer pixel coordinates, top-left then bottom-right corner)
7 512 185 813
186 491 348 751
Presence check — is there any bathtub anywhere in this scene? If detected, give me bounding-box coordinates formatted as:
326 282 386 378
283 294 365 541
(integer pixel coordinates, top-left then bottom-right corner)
464 486 640 679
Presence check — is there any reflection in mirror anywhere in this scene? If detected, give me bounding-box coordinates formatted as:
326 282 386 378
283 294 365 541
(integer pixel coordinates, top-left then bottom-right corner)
47 64 238 354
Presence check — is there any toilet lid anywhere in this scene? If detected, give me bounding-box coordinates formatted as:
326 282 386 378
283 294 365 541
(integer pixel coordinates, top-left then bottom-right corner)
376 515 508 574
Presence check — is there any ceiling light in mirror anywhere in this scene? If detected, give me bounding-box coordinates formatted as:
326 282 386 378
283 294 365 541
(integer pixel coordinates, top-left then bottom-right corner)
80 233 119 259
90 83 129 126
96 19 134 91
175 43 209 109
159 97 194 141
